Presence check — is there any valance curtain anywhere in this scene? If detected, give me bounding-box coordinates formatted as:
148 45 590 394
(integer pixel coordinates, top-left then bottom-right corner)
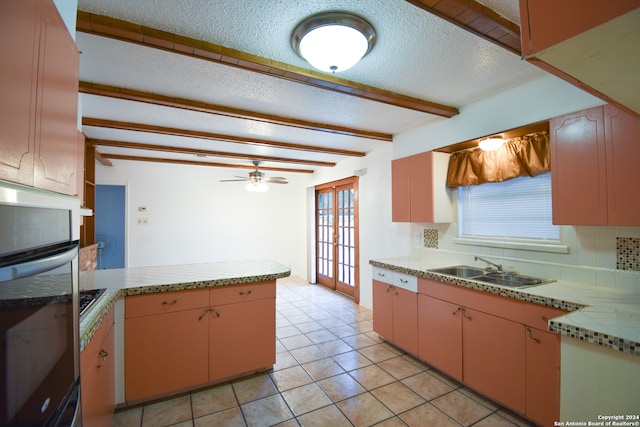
446 131 550 188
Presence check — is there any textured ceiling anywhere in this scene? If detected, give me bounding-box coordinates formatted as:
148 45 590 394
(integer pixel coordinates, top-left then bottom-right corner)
76 0 545 174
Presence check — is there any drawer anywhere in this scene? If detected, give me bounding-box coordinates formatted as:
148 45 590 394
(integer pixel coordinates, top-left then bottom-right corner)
210 281 276 306
125 288 209 318
523 303 568 331
418 278 524 324
372 267 393 285
81 306 114 379
393 272 417 292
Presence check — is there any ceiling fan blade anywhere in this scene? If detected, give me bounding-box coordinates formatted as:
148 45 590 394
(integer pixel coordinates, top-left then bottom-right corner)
265 179 288 184
219 178 249 182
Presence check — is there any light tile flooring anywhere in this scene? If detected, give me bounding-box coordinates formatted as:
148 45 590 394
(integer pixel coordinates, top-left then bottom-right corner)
112 276 535 427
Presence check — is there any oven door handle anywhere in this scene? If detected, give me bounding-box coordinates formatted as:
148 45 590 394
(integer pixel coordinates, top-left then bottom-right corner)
0 244 77 282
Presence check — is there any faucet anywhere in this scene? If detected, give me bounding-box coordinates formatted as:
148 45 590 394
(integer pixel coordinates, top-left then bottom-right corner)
474 256 503 272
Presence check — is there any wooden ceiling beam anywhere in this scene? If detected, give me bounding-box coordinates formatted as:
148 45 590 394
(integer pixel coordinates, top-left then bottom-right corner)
76 11 459 118
79 82 393 142
100 154 315 174
82 118 367 157
94 147 113 166
87 138 336 167
404 0 522 55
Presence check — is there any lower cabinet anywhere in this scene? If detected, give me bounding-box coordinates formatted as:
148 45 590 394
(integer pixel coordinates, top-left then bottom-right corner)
463 307 526 414
81 306 115 427
372 279 418 355
417 294 462 380
125 282 276 402
210 297 275 381
416 277 565 426
525 323 561 426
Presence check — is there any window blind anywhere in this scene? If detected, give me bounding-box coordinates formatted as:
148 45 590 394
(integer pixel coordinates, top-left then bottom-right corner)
458 172 559 241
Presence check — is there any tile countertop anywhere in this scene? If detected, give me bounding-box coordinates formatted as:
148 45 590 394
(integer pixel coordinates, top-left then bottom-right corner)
370 257 640 357
78 260 291 351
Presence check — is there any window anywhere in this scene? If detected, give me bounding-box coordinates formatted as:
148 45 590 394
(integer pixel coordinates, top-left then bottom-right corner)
458 172 559 241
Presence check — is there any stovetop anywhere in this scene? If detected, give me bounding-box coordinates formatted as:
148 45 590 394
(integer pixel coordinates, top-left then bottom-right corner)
79 288 106 318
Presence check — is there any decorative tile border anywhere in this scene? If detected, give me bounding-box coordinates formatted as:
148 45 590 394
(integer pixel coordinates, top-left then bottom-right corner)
617 237 640 271
423 229 438 248
549 321 639 356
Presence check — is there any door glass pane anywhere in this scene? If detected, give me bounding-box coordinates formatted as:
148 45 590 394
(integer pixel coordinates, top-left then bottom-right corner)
317 191 333 278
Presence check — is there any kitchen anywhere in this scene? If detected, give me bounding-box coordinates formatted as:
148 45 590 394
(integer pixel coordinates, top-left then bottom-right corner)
1 0 639 426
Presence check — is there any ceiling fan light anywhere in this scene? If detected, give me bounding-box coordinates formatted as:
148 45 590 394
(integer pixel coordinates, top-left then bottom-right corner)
478 137 505 152
246 181 268 192
292 12 376 73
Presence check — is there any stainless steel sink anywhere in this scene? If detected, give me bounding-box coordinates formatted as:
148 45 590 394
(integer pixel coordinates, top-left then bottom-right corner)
428 265 490 278
428 265 554 288
474 273 555 288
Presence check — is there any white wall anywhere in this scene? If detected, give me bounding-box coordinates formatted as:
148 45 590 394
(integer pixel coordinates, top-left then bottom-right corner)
96 160 307 276
307 145 409 308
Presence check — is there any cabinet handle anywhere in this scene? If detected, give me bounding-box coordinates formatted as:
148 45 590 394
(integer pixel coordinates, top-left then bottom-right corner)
462 308 472 321
162 299 178 306
199 307 221 320
400 278 408 283
239 290 252 298
97 349 109 368
452 307 461 316
541 315 548 322
386 285 393 293
377 272 386 277
527 327 541 344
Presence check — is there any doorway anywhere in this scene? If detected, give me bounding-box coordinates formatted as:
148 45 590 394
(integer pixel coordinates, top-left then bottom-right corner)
95 184 125 269
315 177 359 302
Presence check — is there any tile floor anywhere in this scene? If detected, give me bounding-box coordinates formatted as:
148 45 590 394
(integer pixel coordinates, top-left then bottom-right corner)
111 276 536 427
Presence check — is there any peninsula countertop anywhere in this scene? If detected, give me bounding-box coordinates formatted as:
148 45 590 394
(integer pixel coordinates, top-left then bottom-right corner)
78 260 291 350
370 257 640 357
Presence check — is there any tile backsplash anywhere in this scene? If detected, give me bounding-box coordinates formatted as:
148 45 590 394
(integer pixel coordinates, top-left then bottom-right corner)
617 237 640 271
410 223 640 293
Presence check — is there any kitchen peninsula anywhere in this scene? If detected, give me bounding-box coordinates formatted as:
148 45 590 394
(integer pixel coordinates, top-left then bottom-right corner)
78 259 290 419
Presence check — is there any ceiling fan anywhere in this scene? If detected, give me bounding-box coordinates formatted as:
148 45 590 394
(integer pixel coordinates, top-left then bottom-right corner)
220 161 288 192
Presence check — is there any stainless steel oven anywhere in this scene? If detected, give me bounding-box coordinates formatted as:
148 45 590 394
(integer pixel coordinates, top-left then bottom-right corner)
0 181 81 427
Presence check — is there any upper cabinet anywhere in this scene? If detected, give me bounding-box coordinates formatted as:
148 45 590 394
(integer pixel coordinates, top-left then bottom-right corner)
519 0 640 116
392 151 452 223
0 0 81 196
550 105 640 226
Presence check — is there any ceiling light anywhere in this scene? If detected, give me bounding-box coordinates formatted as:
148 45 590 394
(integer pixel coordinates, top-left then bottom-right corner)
478 137 505 152
291 12 376 73
246 181 268 192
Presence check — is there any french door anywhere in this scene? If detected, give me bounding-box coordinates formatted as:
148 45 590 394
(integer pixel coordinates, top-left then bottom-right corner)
315 177 359 302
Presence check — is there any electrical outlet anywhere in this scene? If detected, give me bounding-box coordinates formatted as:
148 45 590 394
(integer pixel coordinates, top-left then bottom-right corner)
138 218 149 225
414 232 422 244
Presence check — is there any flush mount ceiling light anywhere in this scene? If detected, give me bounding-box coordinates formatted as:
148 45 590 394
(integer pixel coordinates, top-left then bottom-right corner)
478 137 505 152
291 12 376 73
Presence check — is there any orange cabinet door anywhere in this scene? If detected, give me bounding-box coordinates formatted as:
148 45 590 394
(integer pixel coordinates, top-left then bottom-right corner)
81 320 115 427
32 0 80 195
125 308 209 402
372 280 394 341
417 294 463 381
463 308 526 414
551 106 607 225
519 0 639 56
209 297 275 382
525 327 560 427
409 152 434 223
392 286 418 355
0 0 40 186
604 105 640 226
391 156 411 222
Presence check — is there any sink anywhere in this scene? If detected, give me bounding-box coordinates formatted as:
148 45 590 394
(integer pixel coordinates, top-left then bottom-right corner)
428 265 554 289
428 265 489 278
474 273 555 288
